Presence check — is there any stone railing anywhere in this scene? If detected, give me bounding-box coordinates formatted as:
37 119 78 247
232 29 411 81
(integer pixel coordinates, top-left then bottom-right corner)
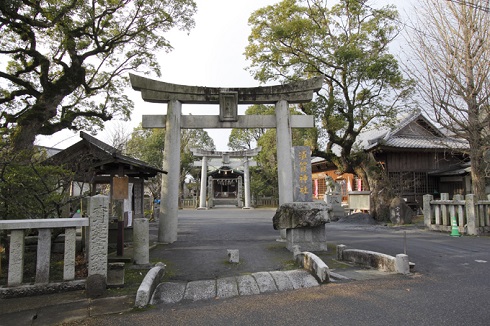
0 195 109 295
253 197 279 207
423 193 490 235
181 198 197 208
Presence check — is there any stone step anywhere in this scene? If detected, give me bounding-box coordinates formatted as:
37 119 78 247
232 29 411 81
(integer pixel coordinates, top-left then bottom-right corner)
150 269 319 305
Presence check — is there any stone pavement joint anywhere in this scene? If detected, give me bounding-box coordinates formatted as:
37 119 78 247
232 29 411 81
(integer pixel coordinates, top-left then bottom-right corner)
150 269 321 305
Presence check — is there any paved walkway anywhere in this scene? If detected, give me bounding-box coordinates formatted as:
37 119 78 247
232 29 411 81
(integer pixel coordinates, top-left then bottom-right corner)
0 208 388 325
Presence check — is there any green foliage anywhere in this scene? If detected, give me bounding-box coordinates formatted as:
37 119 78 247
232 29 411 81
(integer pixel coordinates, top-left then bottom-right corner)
229 104 314 198
246 0 414 174
0 0 197 150
125 124 215 199
0 145 75 219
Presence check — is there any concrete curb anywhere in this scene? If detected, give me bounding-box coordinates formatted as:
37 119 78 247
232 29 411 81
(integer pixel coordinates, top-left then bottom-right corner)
295 251 331 283
336 244 410 274
134 262 166 308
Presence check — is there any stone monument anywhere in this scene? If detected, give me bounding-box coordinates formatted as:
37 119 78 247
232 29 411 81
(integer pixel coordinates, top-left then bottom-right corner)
272 147 331 252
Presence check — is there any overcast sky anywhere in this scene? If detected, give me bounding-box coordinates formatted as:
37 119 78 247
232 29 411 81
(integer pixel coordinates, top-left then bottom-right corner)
37 0 414 151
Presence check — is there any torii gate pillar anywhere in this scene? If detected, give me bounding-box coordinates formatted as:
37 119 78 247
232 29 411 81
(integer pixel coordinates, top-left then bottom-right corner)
160 100 181 243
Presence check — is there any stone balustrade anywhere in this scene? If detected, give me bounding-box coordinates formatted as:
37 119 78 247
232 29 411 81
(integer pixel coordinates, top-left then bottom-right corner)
0 218 89 286
0 195 109 292
423 193 490 235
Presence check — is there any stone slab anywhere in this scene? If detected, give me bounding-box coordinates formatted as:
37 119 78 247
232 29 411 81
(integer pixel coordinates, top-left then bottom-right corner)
284 269 319 289
251 272 278 293
269 271 294 291
273 202 331 230
183 280 216 301
236 275 260 296
286 225 328 252
216 277 239 299
151 282 186 305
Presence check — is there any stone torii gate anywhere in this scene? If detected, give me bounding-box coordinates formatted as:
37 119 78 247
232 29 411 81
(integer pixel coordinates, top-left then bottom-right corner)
130 74 322 243
192 147 261 209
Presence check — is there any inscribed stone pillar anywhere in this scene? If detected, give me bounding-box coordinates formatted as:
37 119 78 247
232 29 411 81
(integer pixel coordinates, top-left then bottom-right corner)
292 146 313 202
88 195 109 278
237 176 243 208
134 180 144 218
160 100 182 243
207 176 214 208
199 156 208 209
243 158 251 209
133 218 150 265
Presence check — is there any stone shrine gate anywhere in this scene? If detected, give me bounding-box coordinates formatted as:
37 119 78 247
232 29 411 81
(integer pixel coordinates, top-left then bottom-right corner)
130 74 322 243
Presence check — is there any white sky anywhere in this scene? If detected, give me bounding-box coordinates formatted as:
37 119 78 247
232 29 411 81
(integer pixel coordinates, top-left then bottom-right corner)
37 0 413 151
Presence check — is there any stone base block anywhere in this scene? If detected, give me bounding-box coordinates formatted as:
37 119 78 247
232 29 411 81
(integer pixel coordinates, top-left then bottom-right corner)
286 225 328 252
107 262 125 287
227 249 239 263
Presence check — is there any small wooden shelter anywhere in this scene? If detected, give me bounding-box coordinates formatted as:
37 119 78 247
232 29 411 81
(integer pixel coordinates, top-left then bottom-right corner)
46 131 166 217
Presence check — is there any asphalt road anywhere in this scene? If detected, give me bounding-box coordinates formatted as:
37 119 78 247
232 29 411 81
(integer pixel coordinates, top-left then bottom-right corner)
65 208 490 326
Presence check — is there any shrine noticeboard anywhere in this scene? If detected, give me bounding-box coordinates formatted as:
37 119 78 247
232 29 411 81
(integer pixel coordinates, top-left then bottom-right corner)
112 176 129 200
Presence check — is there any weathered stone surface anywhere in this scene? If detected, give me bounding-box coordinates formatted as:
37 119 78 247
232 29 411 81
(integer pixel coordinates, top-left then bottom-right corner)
269 271 294 291
88 195 109 278
227 249 239 263
133 218 149 265
35 228 51 284
236 275 260 296
8 230 25 286
272 202 331 230
107 262 125 287
135 263 166 307
151 282 186 305
183 280 216 301
86 274 106 298
390 197 413 225
63 228 77 281
296 252 330 283
216 277 239 298
286 225 328 252
284 270 319 289
130 73 323 105
252 272 277 293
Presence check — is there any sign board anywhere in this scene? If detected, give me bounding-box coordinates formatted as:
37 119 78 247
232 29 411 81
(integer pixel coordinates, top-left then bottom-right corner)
112 176 129 200
348 191 371 211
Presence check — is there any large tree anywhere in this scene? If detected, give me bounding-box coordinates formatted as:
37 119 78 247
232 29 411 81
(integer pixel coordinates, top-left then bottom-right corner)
406 0 490 199
0 0 196 151
245 0 413 187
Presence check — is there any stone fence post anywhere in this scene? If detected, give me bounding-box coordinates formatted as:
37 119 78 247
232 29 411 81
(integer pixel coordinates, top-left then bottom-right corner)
87 195 110 297
423 194 433 227
465 194 478 236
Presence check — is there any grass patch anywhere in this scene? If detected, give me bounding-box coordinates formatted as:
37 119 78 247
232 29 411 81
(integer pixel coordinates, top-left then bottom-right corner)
281 259 298 270
107 266 147 296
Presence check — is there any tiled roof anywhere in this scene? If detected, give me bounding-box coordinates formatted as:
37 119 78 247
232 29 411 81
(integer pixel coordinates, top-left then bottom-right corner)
363 111 469 151
378 136 468 150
